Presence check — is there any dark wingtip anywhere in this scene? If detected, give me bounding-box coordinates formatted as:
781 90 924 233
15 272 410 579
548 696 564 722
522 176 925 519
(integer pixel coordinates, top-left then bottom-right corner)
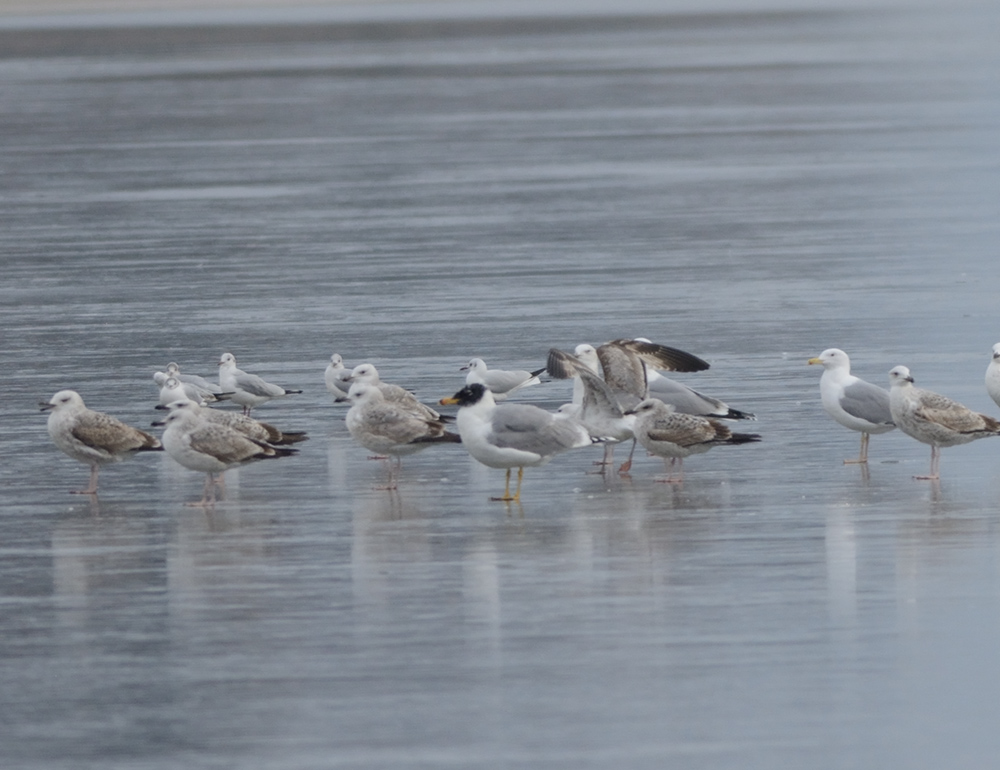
546 348 580 379
612 338 711 373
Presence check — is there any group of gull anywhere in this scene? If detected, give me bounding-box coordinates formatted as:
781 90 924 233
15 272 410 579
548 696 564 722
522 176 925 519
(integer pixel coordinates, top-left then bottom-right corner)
40 340 1000 505
809 344 1000 480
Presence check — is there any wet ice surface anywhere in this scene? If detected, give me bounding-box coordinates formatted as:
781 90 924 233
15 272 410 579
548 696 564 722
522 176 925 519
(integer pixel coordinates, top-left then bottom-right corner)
3 2 1000 767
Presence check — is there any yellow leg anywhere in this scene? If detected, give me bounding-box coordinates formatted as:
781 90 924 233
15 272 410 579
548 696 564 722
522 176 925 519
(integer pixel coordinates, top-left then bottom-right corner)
512 467 524 502
491 468 514 501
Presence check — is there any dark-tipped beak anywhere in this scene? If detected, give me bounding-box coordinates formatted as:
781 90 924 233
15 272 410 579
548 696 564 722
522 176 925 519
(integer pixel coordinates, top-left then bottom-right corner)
151 419 167 427
39 402 54 412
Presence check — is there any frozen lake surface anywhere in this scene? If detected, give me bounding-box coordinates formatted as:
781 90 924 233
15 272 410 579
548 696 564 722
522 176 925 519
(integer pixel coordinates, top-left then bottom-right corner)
3 1 1000 767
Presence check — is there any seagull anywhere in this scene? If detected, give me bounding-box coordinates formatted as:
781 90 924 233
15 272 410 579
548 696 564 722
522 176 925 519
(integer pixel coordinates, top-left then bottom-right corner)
625 398 761 483
348 363 449 423
460 358 545 400
153 363 231 404
154 402 298 506
439 383 603 502
346 381 461 489
645 369 756 421
218 352 303 415
888 365 1000 480
984 343 1000 409
41 390 162 495
577 338 754 421
157 386 308 446
324 354 352 402
808 348 894 463
547 347 637 472
548 338 750 473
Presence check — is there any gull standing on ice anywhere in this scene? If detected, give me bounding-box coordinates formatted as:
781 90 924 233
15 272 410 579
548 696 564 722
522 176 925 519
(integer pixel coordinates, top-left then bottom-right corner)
888 365 1000 480
808 348 894 464
324 354 352 402
158 384 308 446
440 383 603 502
218 352 303 415
41 390 161 494
984 343 1000 409
460 358 545 400
154 402 298 506
346 381 461 489
626 398 761 483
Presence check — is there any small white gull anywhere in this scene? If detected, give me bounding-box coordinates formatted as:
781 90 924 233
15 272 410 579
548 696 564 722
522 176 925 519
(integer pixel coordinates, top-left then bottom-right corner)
324 354 352 402
984 343 1000 409
218 352 303 415
460 358 545 400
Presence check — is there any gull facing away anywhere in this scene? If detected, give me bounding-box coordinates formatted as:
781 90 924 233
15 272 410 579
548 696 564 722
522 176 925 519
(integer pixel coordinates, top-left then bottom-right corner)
348 363 449 423
440 383 604 503
460 358 545 400
157 384 308 446
324 354 352 402
808 348 894 464
984 343 1000 409
888 365 1000 480
154 403 298 506
41 390 162 495
346 381 461 489
218 352 303 415
625 398 761 483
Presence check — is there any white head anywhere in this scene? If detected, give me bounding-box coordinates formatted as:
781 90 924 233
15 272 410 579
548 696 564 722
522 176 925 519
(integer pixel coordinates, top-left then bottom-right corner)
626 398 676 418
329 353 344 368
218 352 237 368
41 389 85 413
461 358 487 373
348 363 380 385
573 344 600 373
161 377 192 403
347 380 382 405
808 348 850 371
992 343 1000 361
888 366 914 387
165 362 181 376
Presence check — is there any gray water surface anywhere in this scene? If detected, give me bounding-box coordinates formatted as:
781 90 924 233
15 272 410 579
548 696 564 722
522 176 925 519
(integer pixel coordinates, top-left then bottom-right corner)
3 2 1000 768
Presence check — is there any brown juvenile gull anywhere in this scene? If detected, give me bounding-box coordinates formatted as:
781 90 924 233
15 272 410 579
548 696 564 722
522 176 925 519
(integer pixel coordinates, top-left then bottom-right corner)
460 358 546 400
154 403 298 506
41 389 162 495
808 348 894 464
440 383 604 503
157 385 307 446
348 362 450 423
888 365 1000 480
625 398 761 484
346 381 461 489
218 352 303 415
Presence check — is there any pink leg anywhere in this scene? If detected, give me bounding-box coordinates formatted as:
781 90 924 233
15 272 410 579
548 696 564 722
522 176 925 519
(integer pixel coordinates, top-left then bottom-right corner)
655 457 684 484
617 439 637 475
844 432 870 464
70 464 100 495
914 446 941 480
